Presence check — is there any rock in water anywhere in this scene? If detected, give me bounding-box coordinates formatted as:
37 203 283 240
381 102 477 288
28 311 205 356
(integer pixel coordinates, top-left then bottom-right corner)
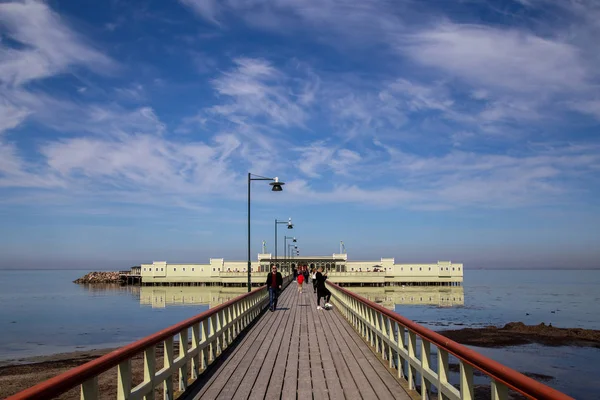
73 271 120 284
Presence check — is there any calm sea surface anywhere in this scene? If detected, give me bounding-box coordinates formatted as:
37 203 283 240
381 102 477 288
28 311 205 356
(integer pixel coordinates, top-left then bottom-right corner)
0 269 598 398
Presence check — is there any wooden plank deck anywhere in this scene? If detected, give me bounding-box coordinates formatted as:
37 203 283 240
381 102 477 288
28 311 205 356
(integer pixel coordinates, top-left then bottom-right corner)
181 283 413 400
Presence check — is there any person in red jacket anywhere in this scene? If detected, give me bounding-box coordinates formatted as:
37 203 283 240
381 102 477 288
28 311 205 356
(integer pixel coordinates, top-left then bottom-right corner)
297 270 304 294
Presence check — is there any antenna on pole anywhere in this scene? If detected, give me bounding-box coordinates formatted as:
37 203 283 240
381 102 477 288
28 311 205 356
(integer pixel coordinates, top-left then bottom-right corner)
262 240 266 254
340 241 346 254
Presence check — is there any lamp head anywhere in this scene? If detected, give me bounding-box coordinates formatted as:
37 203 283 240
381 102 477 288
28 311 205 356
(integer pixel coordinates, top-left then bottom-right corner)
287 217 293 229
293 237 296 242
270 177 284 192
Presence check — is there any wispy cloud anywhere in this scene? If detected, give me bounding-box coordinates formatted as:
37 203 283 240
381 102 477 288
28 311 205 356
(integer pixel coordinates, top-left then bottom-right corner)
208 57 312 128
0 0 116 86
401 23 588 94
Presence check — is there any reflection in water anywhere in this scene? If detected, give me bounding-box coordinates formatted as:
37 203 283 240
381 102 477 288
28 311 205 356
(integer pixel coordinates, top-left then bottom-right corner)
81 284 141 295
347 286 464 309
140 286 248 308
138 285 464 309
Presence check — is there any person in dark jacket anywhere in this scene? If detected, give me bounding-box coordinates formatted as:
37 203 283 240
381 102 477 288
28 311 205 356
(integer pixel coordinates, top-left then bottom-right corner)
266 264 283 311
303 266 309 284
315 267 332 310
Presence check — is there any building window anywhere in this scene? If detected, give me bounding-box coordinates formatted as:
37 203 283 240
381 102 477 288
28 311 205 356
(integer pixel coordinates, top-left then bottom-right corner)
213 268 215 272
419 267 422 271
429 267 431 271
155 268 158 271
410 268 413 271
458 267 461 271
161 268 163 271
192 268 195 272
174 268 177 271
183 268 186 271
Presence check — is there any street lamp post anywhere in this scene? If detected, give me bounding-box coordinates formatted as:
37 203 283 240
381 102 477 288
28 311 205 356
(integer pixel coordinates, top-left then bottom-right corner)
284 236 296 272
287 243 298 268
248 173 284 292
275 218 293 273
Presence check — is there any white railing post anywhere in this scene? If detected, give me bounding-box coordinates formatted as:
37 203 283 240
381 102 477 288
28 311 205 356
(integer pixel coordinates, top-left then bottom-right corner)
437 348 449 400
375 311 382 354
80 377 99 400
397 323 405 380
117 359 132 400
421 339 431 400
144 346 156 400
408 331 417 391
200 320 208 370
164 337 174 400
208 316 216 363
387 317 394 369
368 308 375 347
191 323 200 380
178 330 188 391
459 361 474 400
491 379 508 400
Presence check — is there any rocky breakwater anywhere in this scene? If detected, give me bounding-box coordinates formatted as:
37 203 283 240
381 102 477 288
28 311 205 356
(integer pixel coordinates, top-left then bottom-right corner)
74 271 121 284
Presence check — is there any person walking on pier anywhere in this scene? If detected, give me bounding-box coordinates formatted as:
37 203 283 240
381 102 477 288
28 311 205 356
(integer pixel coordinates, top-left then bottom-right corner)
315 267 332 310
266 264 283 311
297 270 304 294
311 268 318 293
303 265 309 285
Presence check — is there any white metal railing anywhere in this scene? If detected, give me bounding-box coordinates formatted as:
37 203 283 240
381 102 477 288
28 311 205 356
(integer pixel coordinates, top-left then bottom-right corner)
327 282 574 400
7 276 291 400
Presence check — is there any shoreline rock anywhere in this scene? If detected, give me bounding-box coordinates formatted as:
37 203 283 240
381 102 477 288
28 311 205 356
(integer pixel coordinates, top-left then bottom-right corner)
73 271 120 284
440 321 600 348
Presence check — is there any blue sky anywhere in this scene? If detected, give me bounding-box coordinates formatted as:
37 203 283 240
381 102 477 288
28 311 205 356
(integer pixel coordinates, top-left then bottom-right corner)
1 0 599 270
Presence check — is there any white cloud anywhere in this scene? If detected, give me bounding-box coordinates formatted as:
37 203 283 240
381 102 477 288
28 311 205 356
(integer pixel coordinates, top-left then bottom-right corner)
386 79 454 112
568 100 600 119
0 0 116 86
281 143 600 209
180 0 221 25
180 0 403 42
208 57 312 128
402 23 588 94
293 142 363 178
0 140 63 188
37 131 241 199
0 96 30 134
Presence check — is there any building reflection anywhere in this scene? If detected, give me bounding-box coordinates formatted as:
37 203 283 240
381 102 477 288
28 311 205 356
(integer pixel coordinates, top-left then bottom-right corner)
347 286 464 309
140 286 248 309
139 285 464 309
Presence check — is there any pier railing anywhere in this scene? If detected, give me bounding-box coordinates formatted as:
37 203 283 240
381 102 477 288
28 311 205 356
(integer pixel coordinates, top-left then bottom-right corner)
7 275 291 400
327 281 574 400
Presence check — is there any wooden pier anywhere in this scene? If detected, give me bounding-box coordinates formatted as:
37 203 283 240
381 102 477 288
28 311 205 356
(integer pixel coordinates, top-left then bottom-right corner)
180 285 412 400
6 278 574 400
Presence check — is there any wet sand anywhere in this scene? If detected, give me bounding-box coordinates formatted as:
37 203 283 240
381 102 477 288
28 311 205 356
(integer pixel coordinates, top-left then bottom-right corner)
439 321 600 348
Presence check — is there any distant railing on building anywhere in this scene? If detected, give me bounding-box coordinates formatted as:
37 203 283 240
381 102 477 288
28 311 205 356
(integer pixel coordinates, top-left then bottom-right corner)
6 276 292 400
327 281 574 400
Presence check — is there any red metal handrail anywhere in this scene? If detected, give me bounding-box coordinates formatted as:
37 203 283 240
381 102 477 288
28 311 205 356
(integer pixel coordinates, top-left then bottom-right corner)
6 285 268 400
328 282 574 400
